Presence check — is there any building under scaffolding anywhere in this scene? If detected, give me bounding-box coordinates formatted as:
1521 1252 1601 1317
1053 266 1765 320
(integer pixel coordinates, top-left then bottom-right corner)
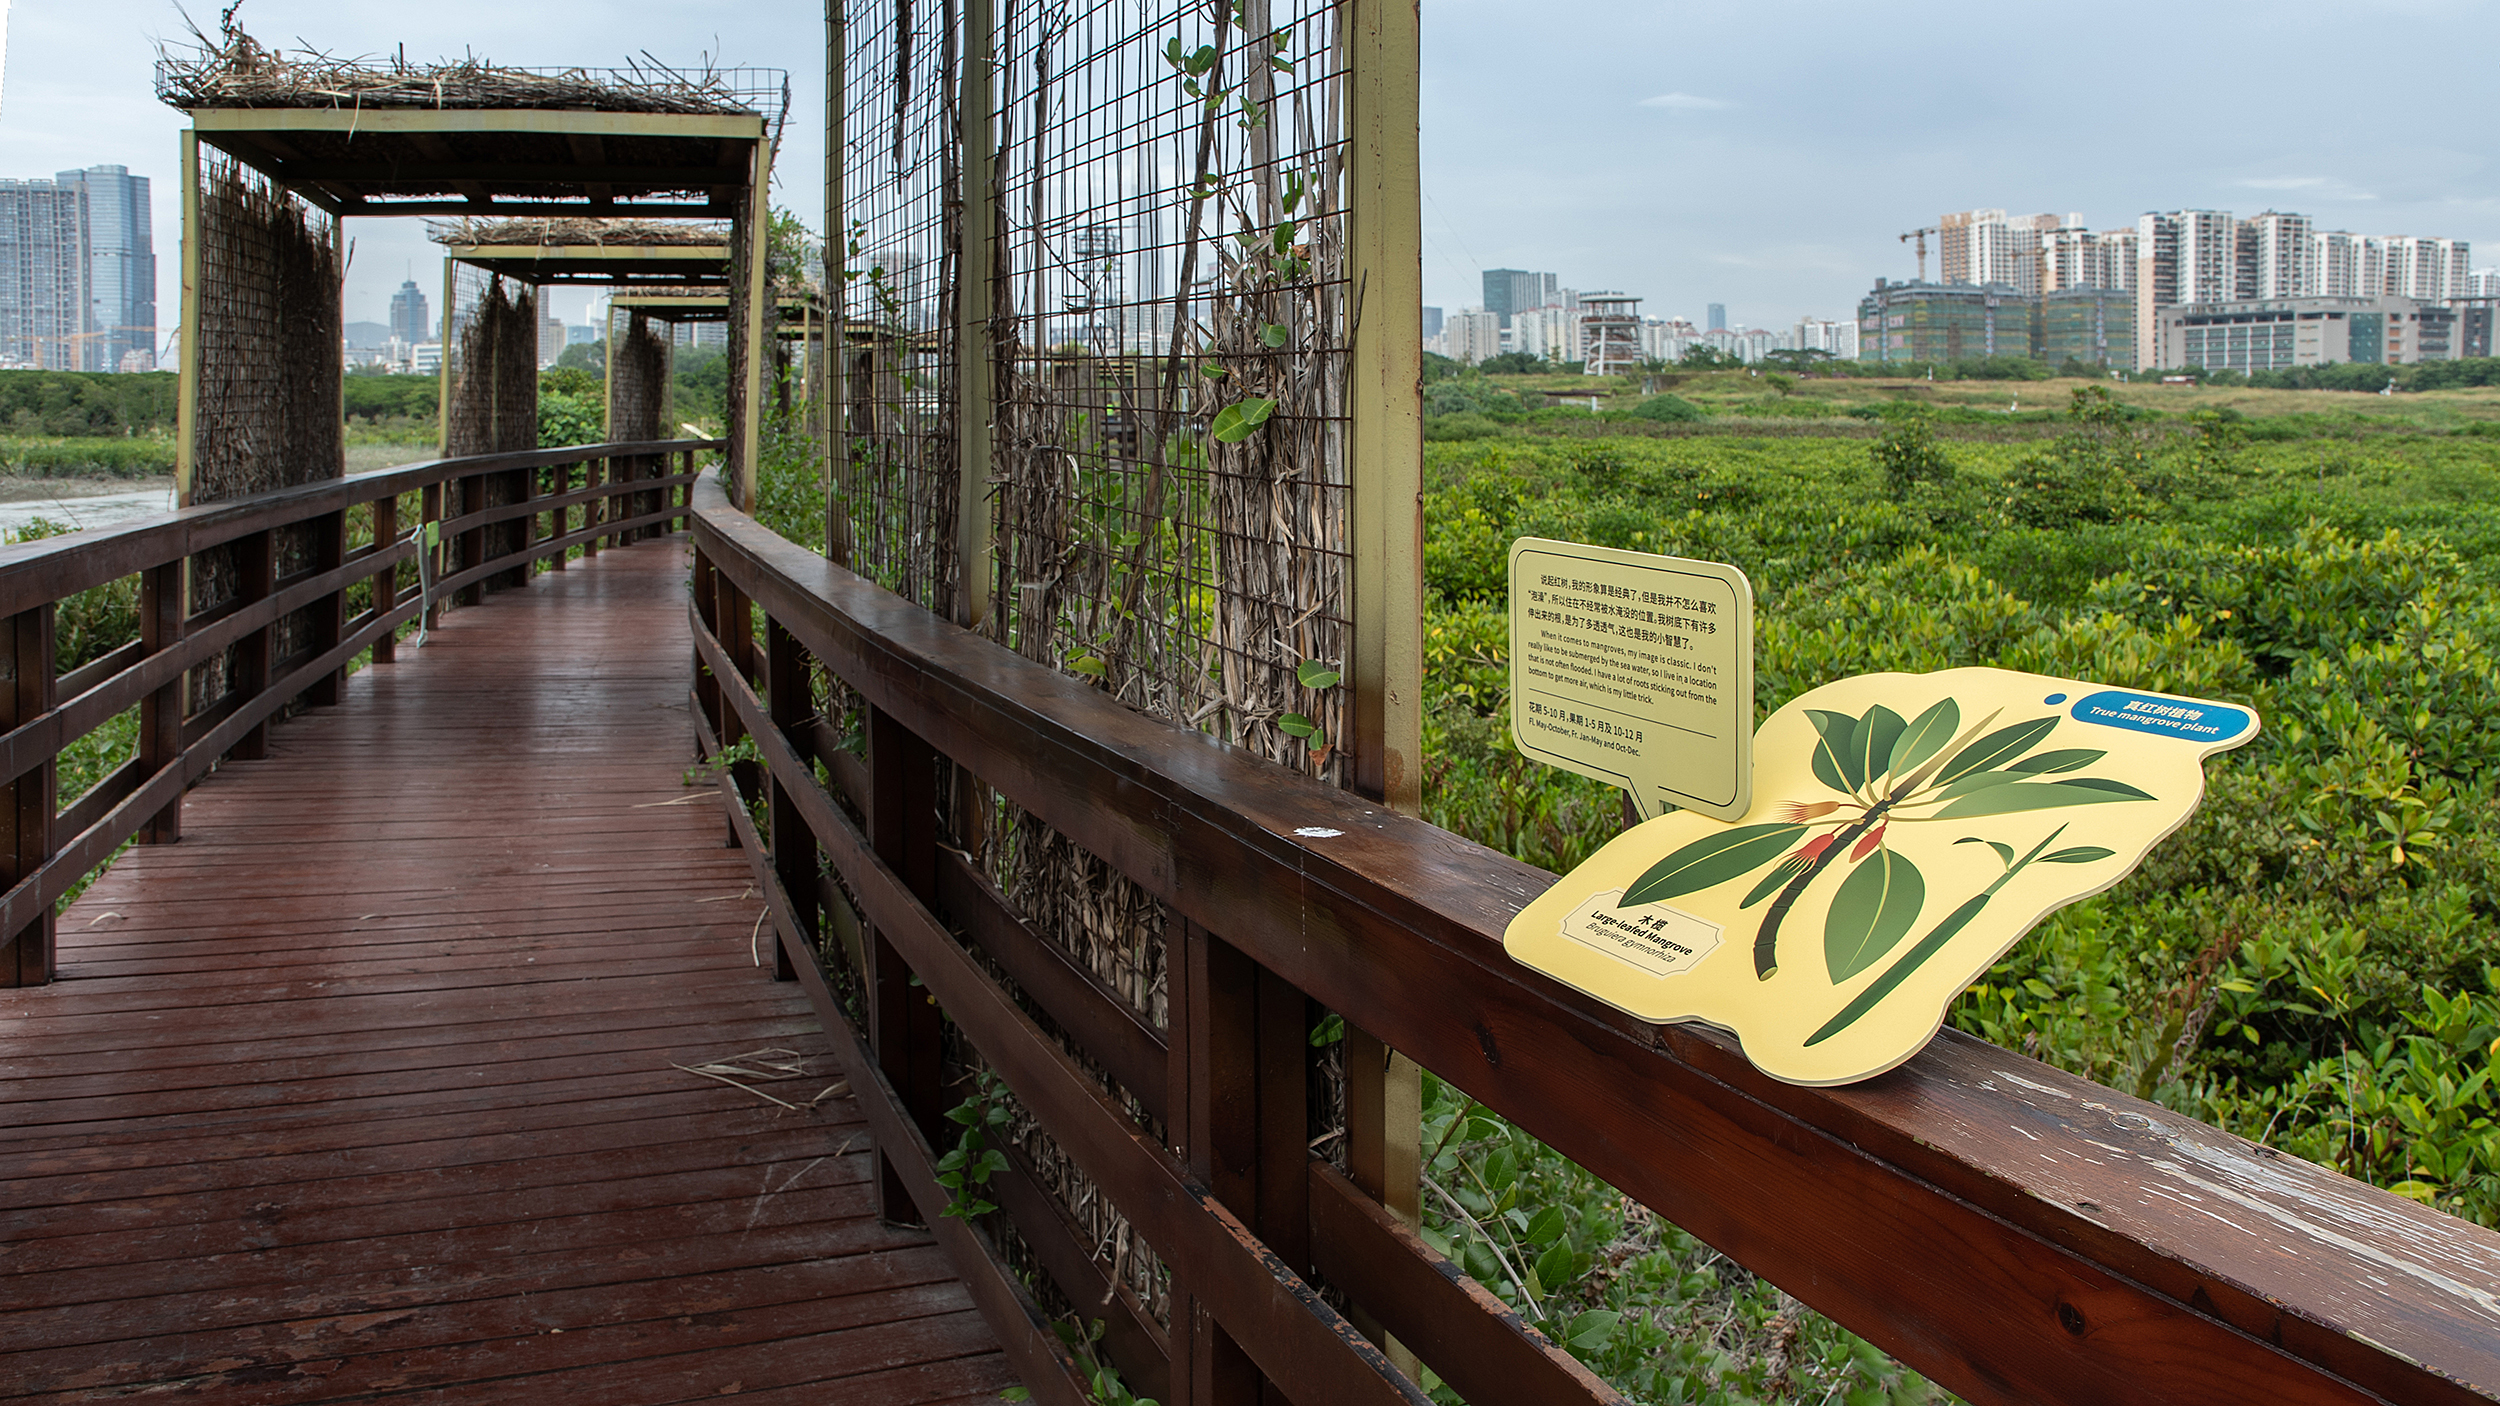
1579 292 1642 375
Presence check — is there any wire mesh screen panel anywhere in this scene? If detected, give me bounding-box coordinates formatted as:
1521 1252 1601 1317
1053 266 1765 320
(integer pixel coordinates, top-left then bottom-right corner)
444 266 539 455
186 149 344 720
989 0 1351 777
836 0 962 618
607 309 674 442
443 266 539 585
189 150 343 504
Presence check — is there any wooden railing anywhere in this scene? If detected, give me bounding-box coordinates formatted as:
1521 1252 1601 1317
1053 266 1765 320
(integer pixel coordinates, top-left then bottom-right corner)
0 437 718 986
689 468 2500 1406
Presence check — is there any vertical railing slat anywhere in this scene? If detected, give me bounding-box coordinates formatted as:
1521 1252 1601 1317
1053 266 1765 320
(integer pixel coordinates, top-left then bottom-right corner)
140 562 185 845
1 603 56 985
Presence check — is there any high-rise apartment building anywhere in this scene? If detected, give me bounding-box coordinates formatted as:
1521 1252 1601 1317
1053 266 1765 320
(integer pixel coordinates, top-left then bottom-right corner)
2134 211 2240 369
2382 237 2471 303
390 279 432 348
1706 303 1726 332
54 167 153 372
1937 209 2072 295
0 179 90 369
1440 309 1503 365
1792 316 1859 360
2243 211 2313 301
1481 269 1556 330
2043 226 2137 294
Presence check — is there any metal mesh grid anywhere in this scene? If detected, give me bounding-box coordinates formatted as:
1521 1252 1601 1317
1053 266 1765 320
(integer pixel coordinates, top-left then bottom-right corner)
988 0 1353 778
443 265 538 585
607 307 674 441
835 0 963 617
831 0 1358 1348
189 150 343 504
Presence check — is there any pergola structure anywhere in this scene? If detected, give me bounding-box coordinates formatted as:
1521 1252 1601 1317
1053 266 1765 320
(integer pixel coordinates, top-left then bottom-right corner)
166 58 781 506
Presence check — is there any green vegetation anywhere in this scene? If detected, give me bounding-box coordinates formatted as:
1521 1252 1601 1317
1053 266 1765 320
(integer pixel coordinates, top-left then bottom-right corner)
1411 375 2500 1402
0 371 177 436
343 372 438 428
538 367 603 447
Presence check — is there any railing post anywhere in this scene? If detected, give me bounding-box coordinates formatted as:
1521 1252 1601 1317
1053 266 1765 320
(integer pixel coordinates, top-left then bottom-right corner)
766 616 816 984
692 543 721 753
369 492 398 666
454 469 485 608
140 562 184 843
1166 917 1308 1405
0 604 56 986
547 460 567 572
421 482 445 631
680 448 696 531
232 529 274 761
865 701 946 1225
713 566 760 848
307 508 346 707
584 455 604 559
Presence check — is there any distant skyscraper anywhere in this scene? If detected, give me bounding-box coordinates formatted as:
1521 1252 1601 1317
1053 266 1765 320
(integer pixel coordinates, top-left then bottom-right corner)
390 279 432 348
53 166 152 372
1481 269 1556 330
1421 306 1443 340
1706 303 1726 332
0 178 89 369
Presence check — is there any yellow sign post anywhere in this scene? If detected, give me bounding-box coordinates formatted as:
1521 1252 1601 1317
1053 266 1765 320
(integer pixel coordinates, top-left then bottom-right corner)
1505 666 2259 1085
1507 538 1755 821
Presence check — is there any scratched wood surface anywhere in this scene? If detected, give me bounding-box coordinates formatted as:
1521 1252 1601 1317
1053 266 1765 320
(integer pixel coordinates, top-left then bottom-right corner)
0 540 1013 1405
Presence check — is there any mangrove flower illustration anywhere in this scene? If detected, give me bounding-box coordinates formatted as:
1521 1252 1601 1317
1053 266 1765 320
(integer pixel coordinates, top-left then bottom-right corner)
1616 697 2144 1031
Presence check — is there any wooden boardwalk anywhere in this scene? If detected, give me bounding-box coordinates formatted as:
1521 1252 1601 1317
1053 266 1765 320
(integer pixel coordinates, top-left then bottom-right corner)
0 540 1012 1404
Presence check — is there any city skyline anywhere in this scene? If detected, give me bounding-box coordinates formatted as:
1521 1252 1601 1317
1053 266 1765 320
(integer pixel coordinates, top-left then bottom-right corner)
6 2 2500 357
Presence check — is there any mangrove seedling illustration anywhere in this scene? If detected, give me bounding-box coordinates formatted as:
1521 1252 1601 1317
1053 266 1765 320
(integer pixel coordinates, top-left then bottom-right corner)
1616 697 2153 989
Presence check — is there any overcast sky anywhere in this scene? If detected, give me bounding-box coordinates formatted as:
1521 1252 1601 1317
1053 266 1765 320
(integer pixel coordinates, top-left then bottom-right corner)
5 0 2496 345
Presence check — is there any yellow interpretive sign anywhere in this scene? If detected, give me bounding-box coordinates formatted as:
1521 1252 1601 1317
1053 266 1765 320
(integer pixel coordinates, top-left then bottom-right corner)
1506 538 1755 822
1505 666 2260 1086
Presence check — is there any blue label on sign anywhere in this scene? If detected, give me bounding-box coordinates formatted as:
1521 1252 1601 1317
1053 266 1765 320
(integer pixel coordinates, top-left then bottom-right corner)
2070 689 2253 745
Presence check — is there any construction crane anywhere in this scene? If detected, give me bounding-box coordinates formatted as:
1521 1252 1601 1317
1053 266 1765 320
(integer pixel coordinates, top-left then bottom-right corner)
1899 227 1938 283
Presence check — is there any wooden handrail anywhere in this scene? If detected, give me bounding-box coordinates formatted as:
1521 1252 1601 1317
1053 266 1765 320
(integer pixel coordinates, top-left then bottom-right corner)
0 438 722 986
688 468 2500 1406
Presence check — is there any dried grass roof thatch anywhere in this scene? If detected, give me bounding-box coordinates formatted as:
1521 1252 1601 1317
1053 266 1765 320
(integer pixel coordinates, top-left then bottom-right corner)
428 217 731 248
156 17 783 117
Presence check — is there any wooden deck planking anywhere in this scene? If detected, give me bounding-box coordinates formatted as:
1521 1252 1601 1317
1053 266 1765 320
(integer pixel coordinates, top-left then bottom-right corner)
0 540 1013 1405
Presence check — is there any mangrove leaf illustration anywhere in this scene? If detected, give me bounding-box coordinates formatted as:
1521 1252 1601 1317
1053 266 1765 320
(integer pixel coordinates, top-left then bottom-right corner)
1929 777 2156 819
1806 710 1859 793
1932 716 2062 786
1886 697 1960 777
1823 849 1926 983
2007 748 2105 774
1620 822 1805 907
1846 706 1908 794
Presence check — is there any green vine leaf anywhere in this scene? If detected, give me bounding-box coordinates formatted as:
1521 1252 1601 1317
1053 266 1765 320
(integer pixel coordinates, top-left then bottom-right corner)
1294 659 1340 689
1259 322 1289 348
1825 848 1926 983
1210 397 1276 442
1621 822 1805 907
1887 697 1960 778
